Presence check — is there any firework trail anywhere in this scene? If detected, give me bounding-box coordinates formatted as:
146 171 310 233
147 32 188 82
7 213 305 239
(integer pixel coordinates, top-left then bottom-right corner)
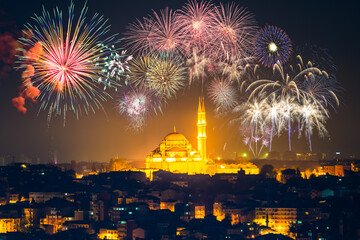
186 49 210 86
297 98 328 152
17 3 119 123
263 94 284 152
232 98 266 153
239 122 269 158
247 61 300 100
297 58 339 113
254 25 292 67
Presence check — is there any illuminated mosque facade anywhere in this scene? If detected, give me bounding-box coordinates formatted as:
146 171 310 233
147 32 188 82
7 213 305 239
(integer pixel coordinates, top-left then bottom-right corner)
144 97 259 176
145 97 207 174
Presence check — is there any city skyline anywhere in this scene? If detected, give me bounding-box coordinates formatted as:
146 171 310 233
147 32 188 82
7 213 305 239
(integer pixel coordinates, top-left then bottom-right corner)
0 0 359 163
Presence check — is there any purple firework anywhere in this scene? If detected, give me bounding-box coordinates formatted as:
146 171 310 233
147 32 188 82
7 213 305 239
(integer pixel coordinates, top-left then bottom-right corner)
254 25 292 67
208 76 238 113
117 87 162 131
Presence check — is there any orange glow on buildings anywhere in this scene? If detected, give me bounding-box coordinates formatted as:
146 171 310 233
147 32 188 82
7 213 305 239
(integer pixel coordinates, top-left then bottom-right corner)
254 207 297 235
98 228 118 239
0 218 20 233
194 205 205 219
144 97 259 177
160 201 177 212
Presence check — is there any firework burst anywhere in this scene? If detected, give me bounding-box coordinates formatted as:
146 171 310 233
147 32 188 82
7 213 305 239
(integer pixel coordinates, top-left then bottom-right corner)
254 25 292 67
117 86 162 131
178 0 215 55
127 55 153 88
125 7 183 55
17 3 118 122
124 17 154 55
127 54 186 100
238 55 338 152
147 55 187 99
99 45 133 91
208 76 238 113
211 2 257 62
296 43 338 78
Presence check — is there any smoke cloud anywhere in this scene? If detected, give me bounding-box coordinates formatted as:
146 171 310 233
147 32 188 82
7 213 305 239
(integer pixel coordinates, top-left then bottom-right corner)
12 96 27 114
12 42 42 113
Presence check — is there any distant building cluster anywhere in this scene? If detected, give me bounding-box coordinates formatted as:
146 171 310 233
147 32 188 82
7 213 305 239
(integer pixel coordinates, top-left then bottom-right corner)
0 159 359 239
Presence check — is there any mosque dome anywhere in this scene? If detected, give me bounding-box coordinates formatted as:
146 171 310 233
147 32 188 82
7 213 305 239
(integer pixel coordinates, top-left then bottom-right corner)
164 127 188 141
164 132 187 141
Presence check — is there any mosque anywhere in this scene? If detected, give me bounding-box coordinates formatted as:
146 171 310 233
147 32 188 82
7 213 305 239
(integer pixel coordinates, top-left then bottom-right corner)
145 97 207 174
143 97 259 178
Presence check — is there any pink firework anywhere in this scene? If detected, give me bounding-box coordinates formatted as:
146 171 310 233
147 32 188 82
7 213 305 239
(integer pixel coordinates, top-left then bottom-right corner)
211 3 257 62
125 7 184 55
178 0 216 56
124 17 154 55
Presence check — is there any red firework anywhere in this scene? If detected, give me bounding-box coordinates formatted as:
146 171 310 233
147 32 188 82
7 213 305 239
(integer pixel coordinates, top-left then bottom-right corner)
211 2 258 62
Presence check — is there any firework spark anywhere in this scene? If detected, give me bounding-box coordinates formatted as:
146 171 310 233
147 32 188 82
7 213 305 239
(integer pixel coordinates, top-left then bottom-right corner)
17 3 118 122
232 98 266 153
208 76 238 113
147 55 187 99
127 55 153 88
211 2 257 62
99 45 132 91
117 86 162 131
297 98 328 152
125 7 183 55
263 94 283 152
178 0 215 55
186 49 210 85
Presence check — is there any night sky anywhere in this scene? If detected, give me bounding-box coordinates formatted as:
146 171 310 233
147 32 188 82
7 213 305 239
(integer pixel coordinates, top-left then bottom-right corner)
0 0 359 164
